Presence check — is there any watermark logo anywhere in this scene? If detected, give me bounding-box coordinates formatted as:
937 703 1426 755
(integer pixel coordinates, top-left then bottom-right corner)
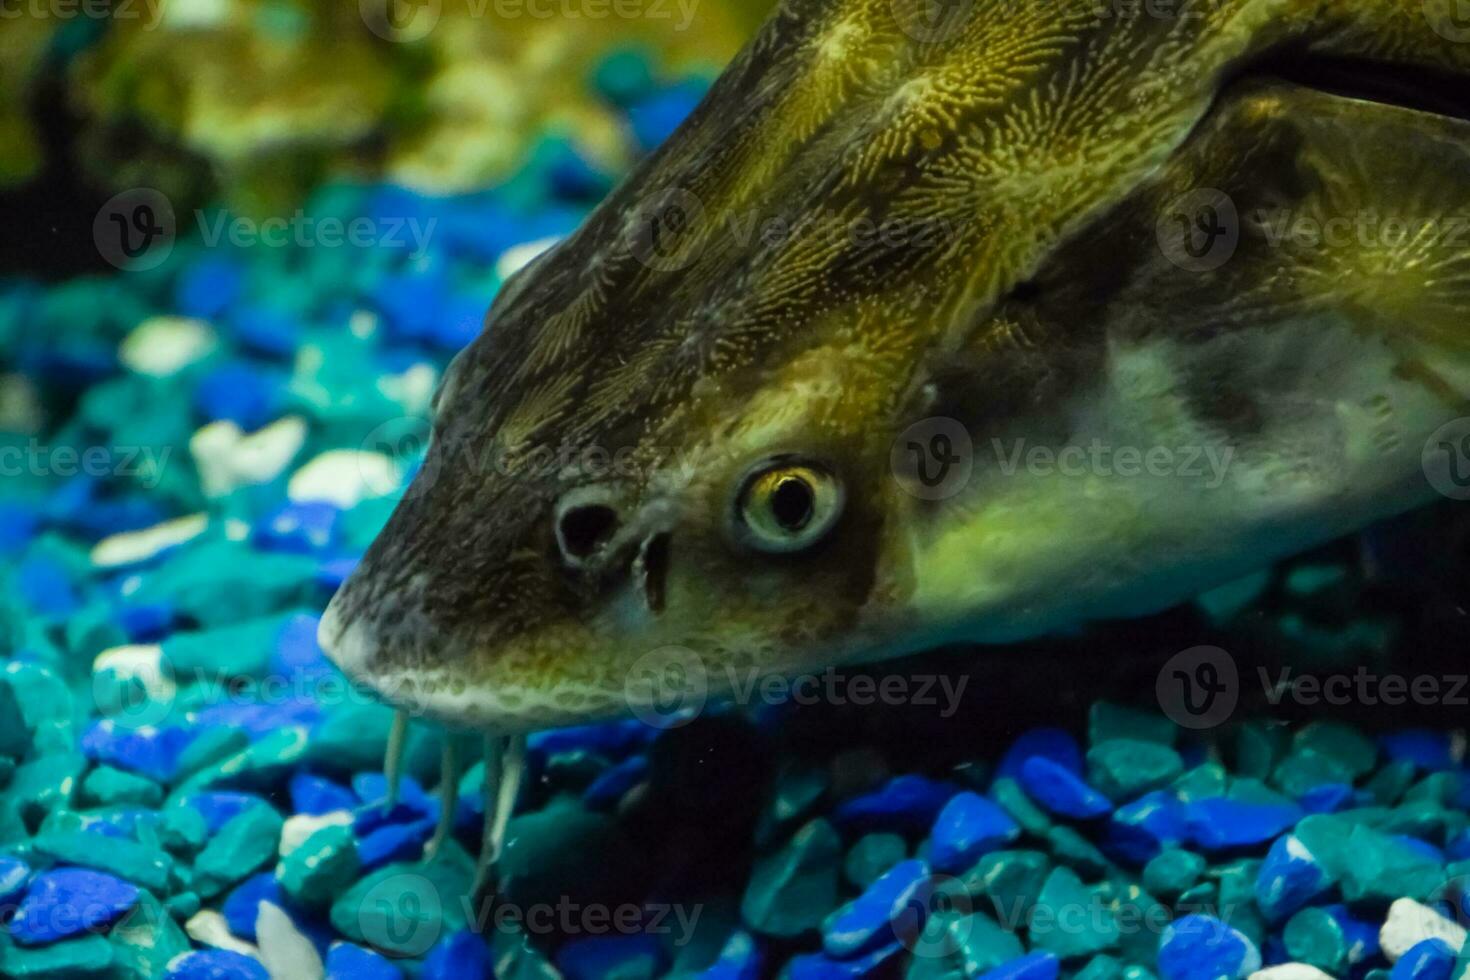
628 189 706 273
1157 188 1238 273
892 0 974 43
1426 0 1470 42
357 873 443 956
1156 645 1238 729
892 417 974 501
94 189 176 271
361 0 442 40
624 646 708 729
1423 418 1470 501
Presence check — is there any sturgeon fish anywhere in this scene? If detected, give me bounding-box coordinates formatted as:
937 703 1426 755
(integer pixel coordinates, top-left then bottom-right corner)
319 0 1470 879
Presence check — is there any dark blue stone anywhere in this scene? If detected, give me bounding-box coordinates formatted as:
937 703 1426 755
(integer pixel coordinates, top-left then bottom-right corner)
230 304 302 360
223 873 283 942
257 503 341 554
1392 938 1456 980
1297 783 1353 814
1183 798 1301 851
527 720 653 760
16 553 80 618
165 949 271 980
998 728 1083 780
833 775 958 833
10 867 139 945
930 791 1021 873
1157 914 1260 980
627 79 710 151
422 931 494 980
0 502 40 556
290 772 357 816
975 951 1061 980
556 934 666 980
80 720 197 784
786 942 904 980
823 859 932 959
179 792 268 834
583 755 649 810
117 602 175 642
194 361 279 430
175 256 245 320
1380 730 1456 772
1253 833 1329 922
357 818 435 869
325 941 404 980
1102 791 1188 864
1018 757 1111 820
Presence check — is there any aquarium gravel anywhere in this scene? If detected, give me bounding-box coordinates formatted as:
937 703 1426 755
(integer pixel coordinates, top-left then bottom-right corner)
5 49 1470 980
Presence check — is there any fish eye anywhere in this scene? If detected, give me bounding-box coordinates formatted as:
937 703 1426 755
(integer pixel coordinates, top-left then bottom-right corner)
731 458 845 554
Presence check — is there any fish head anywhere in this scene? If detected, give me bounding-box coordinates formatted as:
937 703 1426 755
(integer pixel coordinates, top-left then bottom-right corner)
321 0 1470 731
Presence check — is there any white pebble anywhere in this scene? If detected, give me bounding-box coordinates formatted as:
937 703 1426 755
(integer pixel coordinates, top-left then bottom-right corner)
277 810 354 858
184 909 260 957
93 645 175 705
91 514 208 570
288 450 400 508
255 901 325 980
1380 897 1468 963
1249 965 1335 980
191 416 307 498
120 317 217 377
496 236 561 280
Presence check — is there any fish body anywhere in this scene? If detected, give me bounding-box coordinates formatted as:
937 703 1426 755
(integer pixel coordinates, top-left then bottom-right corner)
321 0 1470 732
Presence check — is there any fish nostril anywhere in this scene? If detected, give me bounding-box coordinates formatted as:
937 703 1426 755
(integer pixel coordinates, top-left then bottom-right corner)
557 503 620 561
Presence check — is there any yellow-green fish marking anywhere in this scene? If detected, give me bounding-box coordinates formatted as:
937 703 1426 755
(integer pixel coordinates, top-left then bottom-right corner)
321 0 1470 734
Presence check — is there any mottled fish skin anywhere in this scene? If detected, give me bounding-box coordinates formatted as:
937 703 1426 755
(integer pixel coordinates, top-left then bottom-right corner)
321 0 1470 731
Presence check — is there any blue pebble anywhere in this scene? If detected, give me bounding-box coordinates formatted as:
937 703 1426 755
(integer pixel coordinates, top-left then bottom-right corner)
0 502 40 556
0 856 30 906
117 601 175 641
1381 730 1456 772
1394 834 1446 865
353 774 435 832
358 818 436 869
1298 783 1354 814
1019 757 1112 820
998 728 1083 780
1392 939 1456 980
1157 914 1261 980
371 269 447 343
1183 798 1301 851
431 293 490 351
81 720 197 784
627 79 709 151
15 552 80 618
230 304 302 359
194 361 278 429
976 951 1062 980
556 934 666 980
317 558 359 592
422 931 494 980
326 941 404 980
527 720 654 760
584 755 649 810
166 949 271 980
1254 833 1330 922
787 942 904 980
700 931 763 980
1447 828 1470 862
180 792 267 834
833 775 957 833
1102 791 1188 864
257 503 341 554
823 858 932 959
271 613 331 680
10 867 139 945
929 791 1021 873
223 873 283 942
175 256 245 320
1321 904 1379 965
290 772 358 815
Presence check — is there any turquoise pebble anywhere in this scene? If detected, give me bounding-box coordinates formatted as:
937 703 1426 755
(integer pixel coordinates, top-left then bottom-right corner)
741 818 842 937
844 832 908 889
193 804 284 899
277 824 360 910
1088 703 1176 747
1030 866 1118 958
1142 849 1205 899
1088 740 1184 803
